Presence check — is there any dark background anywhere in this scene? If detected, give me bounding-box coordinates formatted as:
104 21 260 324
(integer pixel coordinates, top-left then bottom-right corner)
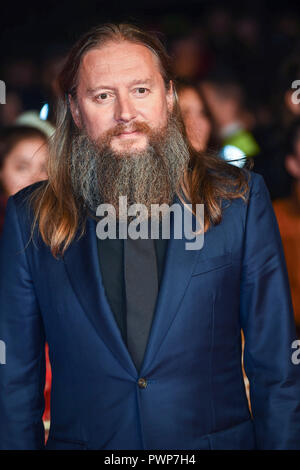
1 0 300 59
2 0 300 200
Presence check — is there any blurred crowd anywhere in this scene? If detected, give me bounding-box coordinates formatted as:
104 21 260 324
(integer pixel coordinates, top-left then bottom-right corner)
1 3 300 435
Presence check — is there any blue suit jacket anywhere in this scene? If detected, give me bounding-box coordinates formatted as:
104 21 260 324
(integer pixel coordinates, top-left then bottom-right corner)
1 171 300 450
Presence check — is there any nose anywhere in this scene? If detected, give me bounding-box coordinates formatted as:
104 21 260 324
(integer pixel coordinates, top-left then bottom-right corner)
114 92 137 123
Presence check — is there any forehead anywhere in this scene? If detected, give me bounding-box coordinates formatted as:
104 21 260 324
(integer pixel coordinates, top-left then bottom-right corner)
7 138 47 160
78 41 163 88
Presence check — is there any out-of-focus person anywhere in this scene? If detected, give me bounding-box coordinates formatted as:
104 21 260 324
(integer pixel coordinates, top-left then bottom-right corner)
0 92 23 127
176 81 214 152
0 59 45 126
0 126 49 236
0 125 51 429
199 73 295 187
273 118 300 337
171 36 204 81
278 54 300 130
200 73 260 159
0 126 48 202
40 49 67 125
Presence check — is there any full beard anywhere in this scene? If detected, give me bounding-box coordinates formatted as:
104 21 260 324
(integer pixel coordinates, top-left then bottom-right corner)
70 111 190 220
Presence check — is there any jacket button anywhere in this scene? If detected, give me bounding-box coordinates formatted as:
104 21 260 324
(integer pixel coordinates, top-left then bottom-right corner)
138 377 147 389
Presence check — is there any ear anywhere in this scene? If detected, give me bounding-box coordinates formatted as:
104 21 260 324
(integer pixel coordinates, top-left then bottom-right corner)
68 94 82 129
166 80 175 112
285 154 300 179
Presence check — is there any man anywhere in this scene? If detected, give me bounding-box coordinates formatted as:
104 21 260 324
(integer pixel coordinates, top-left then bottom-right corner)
0 23 300 450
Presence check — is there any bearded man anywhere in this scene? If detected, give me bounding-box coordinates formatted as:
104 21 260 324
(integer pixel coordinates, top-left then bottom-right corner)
0 24 300 450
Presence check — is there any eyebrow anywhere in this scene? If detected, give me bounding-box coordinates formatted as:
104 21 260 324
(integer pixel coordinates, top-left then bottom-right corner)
86 78 154 95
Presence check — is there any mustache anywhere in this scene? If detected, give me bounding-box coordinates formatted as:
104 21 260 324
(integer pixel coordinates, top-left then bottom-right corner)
95 121 153 147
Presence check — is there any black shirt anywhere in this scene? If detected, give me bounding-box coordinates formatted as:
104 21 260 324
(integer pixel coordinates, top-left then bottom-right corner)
97 234 168 345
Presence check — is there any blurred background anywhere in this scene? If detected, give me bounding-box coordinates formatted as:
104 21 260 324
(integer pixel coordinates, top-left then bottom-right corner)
2 0 300 196
1 0 300 438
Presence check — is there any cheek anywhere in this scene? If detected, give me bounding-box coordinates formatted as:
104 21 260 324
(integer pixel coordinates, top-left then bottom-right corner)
79 102 111 140
184 114 198 132
145 99 168 128
199 117 211 135
84 114 107 140
1 167 24 196
142 88 170 123
188 114 210 133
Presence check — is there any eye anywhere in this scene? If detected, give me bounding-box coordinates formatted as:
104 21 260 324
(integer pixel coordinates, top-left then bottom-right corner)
95 92 113 102
16 163 28 172
134 87 149 96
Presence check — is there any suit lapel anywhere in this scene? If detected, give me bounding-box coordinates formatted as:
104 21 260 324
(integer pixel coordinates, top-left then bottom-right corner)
63 215 137 377
141 196 202 373
63 196 201 377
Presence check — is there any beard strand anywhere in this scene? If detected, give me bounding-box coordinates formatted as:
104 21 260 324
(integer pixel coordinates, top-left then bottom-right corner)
70 112 190 218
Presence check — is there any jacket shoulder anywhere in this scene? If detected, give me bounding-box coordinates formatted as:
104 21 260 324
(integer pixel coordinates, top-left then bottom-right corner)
220 170 269 232
7 180 47 234
242 169 267 197
12 180 47 209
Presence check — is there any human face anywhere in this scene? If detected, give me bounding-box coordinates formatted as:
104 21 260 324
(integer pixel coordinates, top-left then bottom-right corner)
178 87 211 151
0 138 48 196
69 41 174 154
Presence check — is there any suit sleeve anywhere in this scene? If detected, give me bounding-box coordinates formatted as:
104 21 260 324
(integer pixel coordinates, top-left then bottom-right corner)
239 172 300 449
0 196 45 449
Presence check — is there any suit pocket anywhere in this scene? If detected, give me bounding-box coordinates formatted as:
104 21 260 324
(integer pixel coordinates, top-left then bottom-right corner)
207 419 256 450
45 436 88 450
191 253 232 276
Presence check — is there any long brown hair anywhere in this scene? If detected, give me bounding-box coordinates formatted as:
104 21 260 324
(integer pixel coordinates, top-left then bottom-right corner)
29 23 252 258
